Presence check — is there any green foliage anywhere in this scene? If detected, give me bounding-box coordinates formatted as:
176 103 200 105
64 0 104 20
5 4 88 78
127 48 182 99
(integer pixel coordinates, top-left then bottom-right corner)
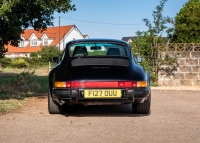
171 0 200 42
130 0 177 84
0 56 50 69
88 50 107 56
0 57 11 68
0 46 8 58
0 70 41 99
38 46 63 63
30 52 38 58
0 1 11 15
143 0 169 36
25 57 42 68
131 33 160 83
0 0 75 57
11 58 29 69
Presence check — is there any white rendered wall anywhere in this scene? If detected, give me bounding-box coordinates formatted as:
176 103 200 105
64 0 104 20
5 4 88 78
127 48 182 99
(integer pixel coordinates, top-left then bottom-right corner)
58 28 84 50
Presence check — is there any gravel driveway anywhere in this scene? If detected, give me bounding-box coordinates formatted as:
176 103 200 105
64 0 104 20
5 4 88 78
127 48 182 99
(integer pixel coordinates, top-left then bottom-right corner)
0 89 199 143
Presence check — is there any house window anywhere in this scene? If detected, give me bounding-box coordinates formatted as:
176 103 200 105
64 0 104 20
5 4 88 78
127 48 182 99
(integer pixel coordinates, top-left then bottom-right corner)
19 40 24 47
43 38 48 46
31 39 37 46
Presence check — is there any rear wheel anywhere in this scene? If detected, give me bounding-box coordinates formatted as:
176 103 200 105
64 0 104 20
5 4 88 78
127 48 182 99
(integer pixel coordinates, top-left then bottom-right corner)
132 93 151 114
48 90 63 114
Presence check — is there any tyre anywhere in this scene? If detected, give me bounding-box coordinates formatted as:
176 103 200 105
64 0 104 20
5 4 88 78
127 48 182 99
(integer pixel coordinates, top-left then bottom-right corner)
48 90 63 114
132 93 151 114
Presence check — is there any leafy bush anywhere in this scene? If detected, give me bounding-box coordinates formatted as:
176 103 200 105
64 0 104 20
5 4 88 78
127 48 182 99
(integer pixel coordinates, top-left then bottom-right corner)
0 57 12 68
130 0 178 84
38 46 62 64
30 52 38 58
11 58 29 69
25 57 44 68
171 0 200 43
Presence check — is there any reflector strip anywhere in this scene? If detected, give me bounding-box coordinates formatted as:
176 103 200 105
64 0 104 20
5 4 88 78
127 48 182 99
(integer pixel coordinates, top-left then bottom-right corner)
54 81 147 88
72 82 119 88
72 81 133 88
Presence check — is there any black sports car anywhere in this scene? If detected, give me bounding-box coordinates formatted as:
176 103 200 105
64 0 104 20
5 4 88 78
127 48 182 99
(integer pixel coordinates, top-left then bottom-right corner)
48 39 151 114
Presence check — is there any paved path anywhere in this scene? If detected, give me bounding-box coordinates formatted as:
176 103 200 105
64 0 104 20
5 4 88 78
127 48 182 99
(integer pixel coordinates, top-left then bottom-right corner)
0 90 200 143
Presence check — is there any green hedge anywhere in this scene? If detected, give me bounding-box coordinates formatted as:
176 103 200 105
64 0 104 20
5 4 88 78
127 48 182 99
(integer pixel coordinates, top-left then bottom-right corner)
0 46 62 69
0 58 12 68
0 57 49 69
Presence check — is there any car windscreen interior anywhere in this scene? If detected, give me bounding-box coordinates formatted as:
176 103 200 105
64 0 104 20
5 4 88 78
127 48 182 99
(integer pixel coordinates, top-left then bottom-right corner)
69 42 128 57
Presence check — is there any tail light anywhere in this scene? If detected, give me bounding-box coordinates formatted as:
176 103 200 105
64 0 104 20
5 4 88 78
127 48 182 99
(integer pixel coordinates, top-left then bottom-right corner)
54 82 71 88
54 81 147 88
132 81 147 88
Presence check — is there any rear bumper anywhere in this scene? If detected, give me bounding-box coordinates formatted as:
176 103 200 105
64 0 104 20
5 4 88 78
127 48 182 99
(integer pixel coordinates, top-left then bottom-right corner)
52 88 150 105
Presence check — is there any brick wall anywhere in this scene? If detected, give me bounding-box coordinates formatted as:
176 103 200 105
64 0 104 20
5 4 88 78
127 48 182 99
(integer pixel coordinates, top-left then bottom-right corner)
158 51 200 86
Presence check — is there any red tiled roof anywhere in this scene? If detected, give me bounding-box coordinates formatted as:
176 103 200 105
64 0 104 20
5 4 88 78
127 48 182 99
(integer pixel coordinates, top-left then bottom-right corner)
6 25 74 53
6 43 43 53
45 33 57 38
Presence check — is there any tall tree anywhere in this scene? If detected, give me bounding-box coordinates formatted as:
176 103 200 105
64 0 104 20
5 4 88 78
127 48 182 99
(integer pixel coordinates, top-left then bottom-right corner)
0 0 75 58
131 0 176 84
171 0 200 43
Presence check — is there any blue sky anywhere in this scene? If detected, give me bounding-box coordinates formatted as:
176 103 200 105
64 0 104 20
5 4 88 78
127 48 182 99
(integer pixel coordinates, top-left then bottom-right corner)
53 0 188 40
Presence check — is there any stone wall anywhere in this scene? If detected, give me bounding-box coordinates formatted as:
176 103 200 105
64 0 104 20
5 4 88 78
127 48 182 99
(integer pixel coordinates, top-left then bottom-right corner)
158 51 200 86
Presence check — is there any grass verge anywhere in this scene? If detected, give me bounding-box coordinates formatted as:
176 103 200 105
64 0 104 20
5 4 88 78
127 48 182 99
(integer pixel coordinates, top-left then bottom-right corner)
0 68 48 115
0 99 26 116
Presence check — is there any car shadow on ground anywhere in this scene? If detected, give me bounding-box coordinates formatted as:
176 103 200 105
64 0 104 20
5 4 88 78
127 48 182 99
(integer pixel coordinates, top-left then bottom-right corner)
61 104 150 117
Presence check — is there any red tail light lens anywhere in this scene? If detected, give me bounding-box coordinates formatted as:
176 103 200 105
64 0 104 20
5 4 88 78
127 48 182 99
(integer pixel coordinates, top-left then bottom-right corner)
118 82 132 87
65 82 71 88
132 81 137 87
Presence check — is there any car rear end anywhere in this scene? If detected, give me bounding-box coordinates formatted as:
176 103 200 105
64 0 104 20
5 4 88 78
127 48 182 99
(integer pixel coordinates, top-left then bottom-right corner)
48 39 151 114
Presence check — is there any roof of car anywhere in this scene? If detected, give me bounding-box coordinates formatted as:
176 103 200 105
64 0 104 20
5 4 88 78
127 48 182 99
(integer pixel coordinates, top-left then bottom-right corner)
68 38 129 45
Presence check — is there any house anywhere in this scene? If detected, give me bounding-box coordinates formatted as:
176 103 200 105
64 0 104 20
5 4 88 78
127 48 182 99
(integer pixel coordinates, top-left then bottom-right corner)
83 34 89 39
121 36 137 43
5 25 88 58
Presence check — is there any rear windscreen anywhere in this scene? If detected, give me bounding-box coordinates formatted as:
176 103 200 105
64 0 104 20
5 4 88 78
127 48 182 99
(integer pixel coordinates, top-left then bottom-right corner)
69 42 128 57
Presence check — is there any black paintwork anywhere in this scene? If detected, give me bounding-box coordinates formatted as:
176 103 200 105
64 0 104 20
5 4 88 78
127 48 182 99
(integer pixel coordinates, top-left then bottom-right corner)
48 39 150 104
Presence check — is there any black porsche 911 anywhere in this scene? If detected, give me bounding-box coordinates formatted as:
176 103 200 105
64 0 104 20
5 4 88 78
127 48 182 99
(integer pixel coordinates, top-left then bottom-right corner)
48 39 151 114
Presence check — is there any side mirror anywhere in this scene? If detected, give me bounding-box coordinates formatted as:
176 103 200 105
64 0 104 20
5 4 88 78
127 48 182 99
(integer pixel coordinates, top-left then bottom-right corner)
50 57 59 63
135 56 142 63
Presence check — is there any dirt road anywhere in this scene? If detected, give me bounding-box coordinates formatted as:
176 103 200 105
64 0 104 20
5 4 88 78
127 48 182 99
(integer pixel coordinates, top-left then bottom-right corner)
0 89 200 143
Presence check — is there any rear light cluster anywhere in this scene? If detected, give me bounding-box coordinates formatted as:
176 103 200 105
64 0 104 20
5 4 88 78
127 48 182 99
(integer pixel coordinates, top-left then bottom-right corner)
54 81 147 88
54 82 71 88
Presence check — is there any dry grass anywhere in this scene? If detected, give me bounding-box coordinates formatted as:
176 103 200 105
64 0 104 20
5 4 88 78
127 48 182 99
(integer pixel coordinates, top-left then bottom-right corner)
0 66 50 76
0 67 49 115
0 99 26 115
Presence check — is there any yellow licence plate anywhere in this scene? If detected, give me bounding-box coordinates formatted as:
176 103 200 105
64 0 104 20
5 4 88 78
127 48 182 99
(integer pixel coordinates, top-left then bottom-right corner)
84 89 121 98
